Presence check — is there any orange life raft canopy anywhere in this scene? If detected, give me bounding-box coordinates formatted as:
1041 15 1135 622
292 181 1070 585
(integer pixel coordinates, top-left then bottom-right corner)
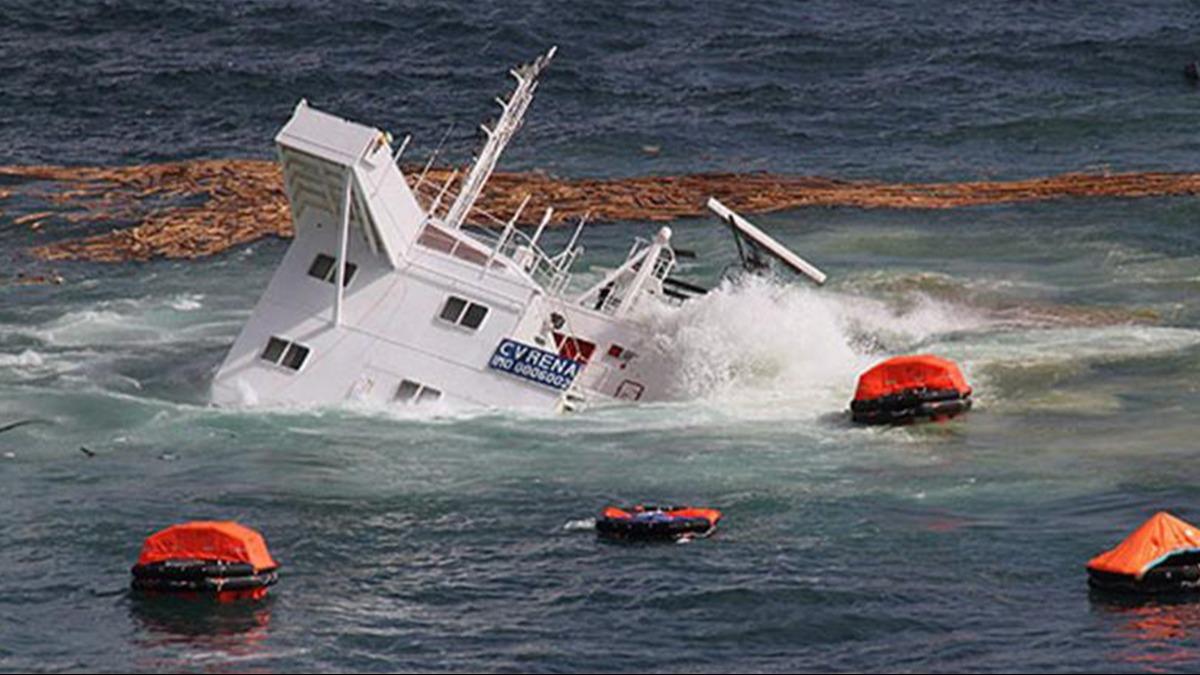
1087 512 1200 594
851 354 972 424
132 521 279 598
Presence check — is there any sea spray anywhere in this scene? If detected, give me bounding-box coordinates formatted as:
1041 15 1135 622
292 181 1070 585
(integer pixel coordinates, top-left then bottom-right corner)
637 275 988 415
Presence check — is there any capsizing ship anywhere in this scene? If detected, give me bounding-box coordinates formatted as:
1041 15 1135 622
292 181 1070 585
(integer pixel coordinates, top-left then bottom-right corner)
210 48 826 412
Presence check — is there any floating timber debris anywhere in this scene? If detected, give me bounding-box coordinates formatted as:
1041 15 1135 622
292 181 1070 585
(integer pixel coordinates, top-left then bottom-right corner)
4 160 1200 263
3 272 65 286
3 160 290 263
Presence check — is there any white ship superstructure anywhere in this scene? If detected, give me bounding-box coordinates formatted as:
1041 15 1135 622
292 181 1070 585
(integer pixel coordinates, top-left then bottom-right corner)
211 48 825 412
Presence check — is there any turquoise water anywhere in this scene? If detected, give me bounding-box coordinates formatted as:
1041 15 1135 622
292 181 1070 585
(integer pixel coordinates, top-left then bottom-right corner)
4 1 1200 672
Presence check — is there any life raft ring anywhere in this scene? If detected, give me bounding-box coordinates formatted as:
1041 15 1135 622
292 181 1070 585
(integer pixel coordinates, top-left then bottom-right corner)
595 504 722 540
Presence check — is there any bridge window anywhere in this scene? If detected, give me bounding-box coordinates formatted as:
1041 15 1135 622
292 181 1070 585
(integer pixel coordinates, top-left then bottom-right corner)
438 295 489 330
461 303 489 329
416 224 508 270
439 296 467 322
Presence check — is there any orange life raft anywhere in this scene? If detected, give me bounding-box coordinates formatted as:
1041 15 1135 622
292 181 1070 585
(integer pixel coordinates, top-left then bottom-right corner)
851 354 972 424
131 521 279 599
596 504 722 540
1087 512 1200 595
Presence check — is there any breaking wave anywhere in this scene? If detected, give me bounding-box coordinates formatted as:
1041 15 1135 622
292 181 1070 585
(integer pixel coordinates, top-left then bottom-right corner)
1 270 1196 423
641 275 983 407
641 274 1200 417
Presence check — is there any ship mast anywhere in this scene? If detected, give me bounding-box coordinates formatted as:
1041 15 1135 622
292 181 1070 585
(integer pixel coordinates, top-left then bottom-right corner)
444 46 556 231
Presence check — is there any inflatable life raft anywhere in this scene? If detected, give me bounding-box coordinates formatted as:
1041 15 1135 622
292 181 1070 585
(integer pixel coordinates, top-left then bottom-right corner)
131 521 279 599
595 505 722 540
851 354 972 425
1087 512 1200 595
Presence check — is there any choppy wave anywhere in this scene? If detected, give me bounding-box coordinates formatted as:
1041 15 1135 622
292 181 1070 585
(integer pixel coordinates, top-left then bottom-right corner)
633 274 1199 422
3 269 1195 424
3 2 1200 670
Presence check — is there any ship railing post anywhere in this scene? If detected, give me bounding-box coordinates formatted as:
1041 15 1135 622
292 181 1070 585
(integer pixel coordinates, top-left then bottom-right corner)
413 123 455 196
428 169 460 217
530 207 553 249
334 143 375 327
552 210 589 270
334 168 353 326
613 226 671 318
486 194 530 271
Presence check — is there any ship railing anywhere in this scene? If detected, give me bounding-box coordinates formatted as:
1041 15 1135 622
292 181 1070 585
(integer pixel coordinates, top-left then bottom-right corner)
596 291 623 315
488 224 578 295
622 236 673 276
411 182 575 287
589 237 676 315
651 246 676 282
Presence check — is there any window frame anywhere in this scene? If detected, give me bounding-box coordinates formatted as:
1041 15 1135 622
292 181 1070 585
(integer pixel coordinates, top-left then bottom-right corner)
395 379 443 405
439 296 468 323
437 294 490 332
460 303 489 330
308 252 357 287
281 343 310 370
261 336 288 363
259 336 311 372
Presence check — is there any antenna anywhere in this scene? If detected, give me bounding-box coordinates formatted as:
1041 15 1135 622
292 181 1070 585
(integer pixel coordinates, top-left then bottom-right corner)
414 122 456 193
391 134 412 164
444 46 557 231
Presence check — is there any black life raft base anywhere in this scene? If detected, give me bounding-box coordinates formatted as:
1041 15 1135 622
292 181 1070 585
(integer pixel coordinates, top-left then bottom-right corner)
131 559 278 596
851 388 972 425
1088 555 1200 596
595 505 721 541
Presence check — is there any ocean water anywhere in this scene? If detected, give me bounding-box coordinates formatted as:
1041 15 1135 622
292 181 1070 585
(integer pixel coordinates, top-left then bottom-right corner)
3 1 1200 672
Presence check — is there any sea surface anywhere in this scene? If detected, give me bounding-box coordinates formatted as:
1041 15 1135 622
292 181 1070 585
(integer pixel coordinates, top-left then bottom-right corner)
3 1 1200 672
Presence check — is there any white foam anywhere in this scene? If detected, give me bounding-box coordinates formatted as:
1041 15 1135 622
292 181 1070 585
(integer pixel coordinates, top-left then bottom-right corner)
0 349 45 368
31 309 164 346
562 518 596 532
167 293 205 311
638 276 984 414
629 275 1200 422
